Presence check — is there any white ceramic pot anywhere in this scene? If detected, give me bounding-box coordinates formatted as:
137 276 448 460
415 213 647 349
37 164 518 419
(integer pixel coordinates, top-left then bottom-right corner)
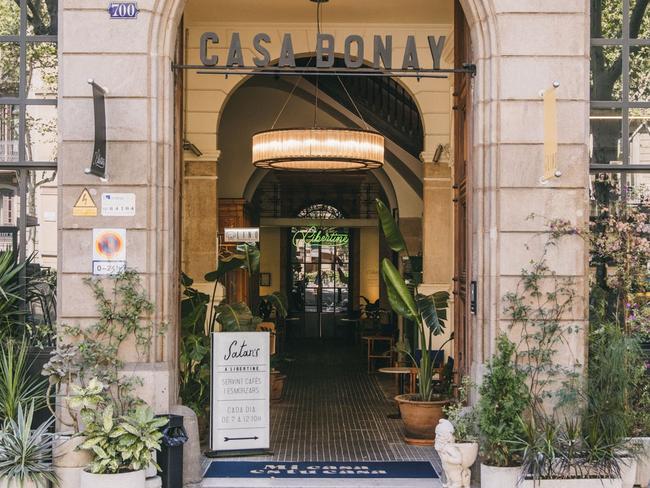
618 457 637 488
53 434 92 468
520 480 622 488
79 469 145 488
480 463 521 488
0 480 46 488
628 437 650 487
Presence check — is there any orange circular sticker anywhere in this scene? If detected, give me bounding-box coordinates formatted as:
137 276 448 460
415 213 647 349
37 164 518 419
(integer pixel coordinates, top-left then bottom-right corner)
95 231 124 259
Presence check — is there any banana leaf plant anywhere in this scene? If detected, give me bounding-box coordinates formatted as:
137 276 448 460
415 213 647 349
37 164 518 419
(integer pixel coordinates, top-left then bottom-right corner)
376 199 451 402
258 291 288 321
203 243 261 330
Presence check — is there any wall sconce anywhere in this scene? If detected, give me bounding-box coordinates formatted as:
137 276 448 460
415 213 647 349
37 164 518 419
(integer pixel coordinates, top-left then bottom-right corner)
433 144 444 163
183 139 203 157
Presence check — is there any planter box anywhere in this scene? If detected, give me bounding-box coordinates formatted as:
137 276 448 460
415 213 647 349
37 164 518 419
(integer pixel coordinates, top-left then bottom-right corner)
628 437 650 487
53 434 92 468
55 466 83 488
520 480 622 488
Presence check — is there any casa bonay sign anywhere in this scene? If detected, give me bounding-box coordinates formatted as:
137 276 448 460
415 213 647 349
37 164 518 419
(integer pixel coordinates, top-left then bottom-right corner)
199 32 447 71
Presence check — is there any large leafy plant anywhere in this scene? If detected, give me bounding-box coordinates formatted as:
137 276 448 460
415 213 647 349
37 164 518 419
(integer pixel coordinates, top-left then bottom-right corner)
0 340 47 422
179 244 262 420
42 271 161 431
79 400 167 474
0 251 26 340
478 334 529 467
0 401 57 486
375 199 450 402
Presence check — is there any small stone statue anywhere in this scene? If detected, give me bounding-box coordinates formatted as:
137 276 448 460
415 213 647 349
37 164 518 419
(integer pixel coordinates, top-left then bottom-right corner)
435 419 471 488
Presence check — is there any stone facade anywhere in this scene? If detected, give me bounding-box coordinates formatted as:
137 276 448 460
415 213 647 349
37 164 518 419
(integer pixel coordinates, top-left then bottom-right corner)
57 0 589 410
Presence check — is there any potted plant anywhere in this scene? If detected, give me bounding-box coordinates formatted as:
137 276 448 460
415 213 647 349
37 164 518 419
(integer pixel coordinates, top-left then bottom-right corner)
0 340 47 424
78 398 168 488
0 402 58 488
258 292 288 322
628 355 650 487
41 271 162 474
375 199 451 444
478 334 528 487
437 377 479 486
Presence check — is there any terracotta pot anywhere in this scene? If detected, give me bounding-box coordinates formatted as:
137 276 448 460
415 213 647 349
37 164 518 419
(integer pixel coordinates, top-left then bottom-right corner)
53 434 92 468
270 371 286 401
395 394 448 445
480 463 521 488
79 469 145 488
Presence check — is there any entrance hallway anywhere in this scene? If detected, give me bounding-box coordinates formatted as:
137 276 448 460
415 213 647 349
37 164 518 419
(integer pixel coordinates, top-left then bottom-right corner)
203 340 444 487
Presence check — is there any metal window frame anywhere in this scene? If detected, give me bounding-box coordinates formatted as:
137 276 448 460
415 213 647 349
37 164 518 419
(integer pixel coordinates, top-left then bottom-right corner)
0 0 58 277
590 0 650 175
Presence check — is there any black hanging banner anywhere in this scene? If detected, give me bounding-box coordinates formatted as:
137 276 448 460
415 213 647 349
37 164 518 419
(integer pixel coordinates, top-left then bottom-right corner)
87 80 107 178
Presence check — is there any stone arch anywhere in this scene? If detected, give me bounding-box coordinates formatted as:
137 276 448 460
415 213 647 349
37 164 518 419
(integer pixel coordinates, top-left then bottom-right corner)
213 51 429 159
150 0 501 389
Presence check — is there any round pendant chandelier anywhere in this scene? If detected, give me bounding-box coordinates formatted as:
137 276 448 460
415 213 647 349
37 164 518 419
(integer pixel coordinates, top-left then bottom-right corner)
251 0 384 172
252 127 384 171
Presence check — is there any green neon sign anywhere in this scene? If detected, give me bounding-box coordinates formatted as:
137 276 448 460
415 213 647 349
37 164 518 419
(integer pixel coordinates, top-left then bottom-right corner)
292 226 349 247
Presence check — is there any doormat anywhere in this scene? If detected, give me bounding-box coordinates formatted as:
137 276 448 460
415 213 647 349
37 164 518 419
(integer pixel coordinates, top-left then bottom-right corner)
204 461 439 479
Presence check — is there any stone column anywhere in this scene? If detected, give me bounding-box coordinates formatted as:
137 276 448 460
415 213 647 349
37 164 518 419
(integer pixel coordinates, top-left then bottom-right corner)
420 154 455 356
182 151 220 295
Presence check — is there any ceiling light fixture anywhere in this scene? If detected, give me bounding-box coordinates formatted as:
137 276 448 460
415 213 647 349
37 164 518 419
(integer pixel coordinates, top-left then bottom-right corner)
251 0 384 172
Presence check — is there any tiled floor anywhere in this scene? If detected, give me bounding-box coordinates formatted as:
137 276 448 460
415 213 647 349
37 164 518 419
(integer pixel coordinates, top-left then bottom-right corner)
265 338 441 465
204 338 444 487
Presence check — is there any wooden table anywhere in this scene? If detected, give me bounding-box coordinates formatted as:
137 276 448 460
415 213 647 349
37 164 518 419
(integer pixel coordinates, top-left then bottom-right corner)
362 335 394 372
378 366 416 395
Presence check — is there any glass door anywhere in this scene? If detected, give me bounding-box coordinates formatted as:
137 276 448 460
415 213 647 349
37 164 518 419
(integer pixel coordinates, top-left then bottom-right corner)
289 226 350 338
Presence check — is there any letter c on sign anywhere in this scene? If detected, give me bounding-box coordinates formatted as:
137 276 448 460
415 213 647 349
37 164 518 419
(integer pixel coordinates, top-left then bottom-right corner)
200 32 219 66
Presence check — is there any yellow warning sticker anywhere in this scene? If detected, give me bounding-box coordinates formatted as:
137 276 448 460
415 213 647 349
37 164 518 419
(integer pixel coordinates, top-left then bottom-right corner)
72 188 98 217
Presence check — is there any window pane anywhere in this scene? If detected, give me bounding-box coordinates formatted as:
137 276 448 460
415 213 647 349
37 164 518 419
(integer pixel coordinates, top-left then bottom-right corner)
25 104 57 162
630 108 650 165
26 42 58 98
591 0 622 38
590 108 622 165
26 169 58 269
629 46 650 102
0 104 19 163
26 0 58 35
0 42 20 98
590 46 623 101
630 0 650 39
0 0 20 36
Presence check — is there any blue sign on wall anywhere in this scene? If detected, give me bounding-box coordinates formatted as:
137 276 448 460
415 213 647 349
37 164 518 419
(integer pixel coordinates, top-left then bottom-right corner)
108 2 139 19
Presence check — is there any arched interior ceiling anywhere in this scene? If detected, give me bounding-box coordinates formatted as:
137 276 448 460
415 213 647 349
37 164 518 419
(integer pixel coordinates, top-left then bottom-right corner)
217 77 424 218
185 0 453 25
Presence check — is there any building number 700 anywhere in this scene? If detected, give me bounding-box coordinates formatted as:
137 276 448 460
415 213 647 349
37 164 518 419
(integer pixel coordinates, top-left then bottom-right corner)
108 2 139 19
